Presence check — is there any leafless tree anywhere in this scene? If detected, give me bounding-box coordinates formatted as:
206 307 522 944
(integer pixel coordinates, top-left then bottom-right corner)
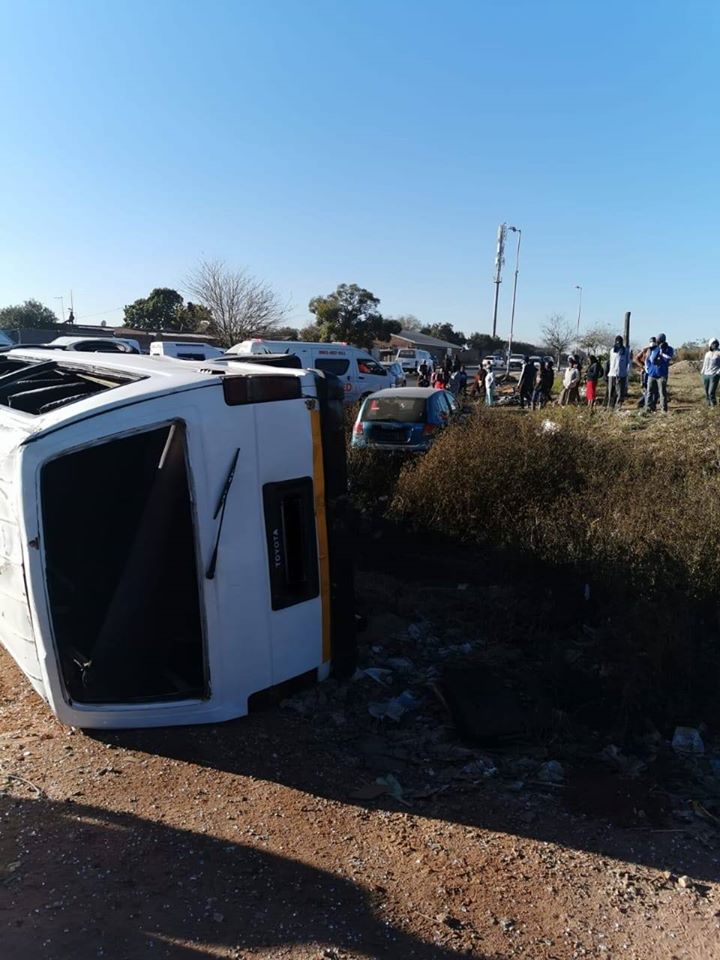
186 260 289 348
541 313 575 366
578 323 615 357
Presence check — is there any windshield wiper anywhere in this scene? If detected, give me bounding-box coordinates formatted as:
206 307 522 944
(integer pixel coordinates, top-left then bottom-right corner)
205 447 240 579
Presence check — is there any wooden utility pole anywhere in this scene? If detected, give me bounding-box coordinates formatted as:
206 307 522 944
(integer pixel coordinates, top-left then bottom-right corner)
624 311 631 347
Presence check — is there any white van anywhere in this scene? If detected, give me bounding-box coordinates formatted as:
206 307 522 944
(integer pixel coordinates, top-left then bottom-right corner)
150 341 225 361
230 339 390 402
395 347 435 373
0 348 355 728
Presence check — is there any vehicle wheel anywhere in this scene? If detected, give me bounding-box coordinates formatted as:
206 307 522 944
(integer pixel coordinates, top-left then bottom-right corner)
359 392 372 402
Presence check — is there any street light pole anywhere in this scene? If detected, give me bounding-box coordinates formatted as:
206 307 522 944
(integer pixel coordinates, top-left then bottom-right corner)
491 223 507 339
506 226 521 375
54 296 65 323
575 284 583 341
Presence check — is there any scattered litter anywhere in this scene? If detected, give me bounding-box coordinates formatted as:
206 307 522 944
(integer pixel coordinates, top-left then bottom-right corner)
375 773 407 803
540 419 560 434
350 781 392 801
360 667 394 686
368 690 422 721
460 758 498 779
537 760 565 784
691 801 720 826
407 622 429 641
384 657 415 673
671 726 704 755
600 744 646 778
676 875 693 890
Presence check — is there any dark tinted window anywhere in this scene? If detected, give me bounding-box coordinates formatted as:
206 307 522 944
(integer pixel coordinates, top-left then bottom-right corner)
314 358 350 376
74 341 126 353
362 397 427 422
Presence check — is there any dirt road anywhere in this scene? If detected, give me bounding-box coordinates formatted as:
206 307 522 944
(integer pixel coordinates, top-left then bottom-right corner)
1 529 719 960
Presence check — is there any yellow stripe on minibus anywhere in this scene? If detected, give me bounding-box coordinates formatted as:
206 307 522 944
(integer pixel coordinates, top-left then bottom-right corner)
310 409 332 662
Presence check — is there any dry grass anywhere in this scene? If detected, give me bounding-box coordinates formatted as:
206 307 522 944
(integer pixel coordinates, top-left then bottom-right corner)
390 402 720 599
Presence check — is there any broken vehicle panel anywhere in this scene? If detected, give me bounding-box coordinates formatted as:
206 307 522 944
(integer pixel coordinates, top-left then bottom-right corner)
0 350 355 728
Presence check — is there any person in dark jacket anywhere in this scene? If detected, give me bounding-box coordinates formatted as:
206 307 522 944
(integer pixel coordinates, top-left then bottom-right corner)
517 356 535 409
531 360 554 409
585 355 601 409
470 364 487 400
644 333 674 413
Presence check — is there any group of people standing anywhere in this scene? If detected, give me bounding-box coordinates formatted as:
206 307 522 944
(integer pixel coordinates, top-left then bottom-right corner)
418 355 469 398
415 332 720 413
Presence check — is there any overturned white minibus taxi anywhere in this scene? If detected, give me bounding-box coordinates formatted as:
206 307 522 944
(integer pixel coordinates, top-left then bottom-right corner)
0 349 354 728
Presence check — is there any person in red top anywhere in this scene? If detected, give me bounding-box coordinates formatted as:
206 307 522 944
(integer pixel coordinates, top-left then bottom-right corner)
585 355 601 409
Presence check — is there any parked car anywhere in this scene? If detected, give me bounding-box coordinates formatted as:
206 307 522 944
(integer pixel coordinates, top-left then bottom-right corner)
508 354 525 371
380 360 407 386
150 341 224 361
351 387 459 452
231 339 390 403
483 355 505 371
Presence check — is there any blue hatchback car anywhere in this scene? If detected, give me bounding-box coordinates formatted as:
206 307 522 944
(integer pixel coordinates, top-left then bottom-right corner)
351 387 460 452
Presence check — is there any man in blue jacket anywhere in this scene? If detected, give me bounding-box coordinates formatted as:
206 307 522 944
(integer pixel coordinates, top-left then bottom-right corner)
645 333 674 413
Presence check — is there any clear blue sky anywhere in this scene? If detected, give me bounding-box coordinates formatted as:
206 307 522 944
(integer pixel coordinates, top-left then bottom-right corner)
1 0 718 346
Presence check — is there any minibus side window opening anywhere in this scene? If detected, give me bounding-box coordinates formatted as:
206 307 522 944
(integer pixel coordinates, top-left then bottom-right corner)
0 358 144 414
40 423 207 704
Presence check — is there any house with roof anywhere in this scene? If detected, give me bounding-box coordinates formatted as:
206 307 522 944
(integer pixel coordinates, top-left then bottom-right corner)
380 328 463 359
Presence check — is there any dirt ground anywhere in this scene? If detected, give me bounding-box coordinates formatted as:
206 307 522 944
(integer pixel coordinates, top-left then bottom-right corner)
1 528 719 960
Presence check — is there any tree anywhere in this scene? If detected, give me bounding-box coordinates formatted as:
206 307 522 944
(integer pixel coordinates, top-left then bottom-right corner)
419 322 466 346
541 313 574 366
308 284 400 350
0 299 59 329
123 288 204 333
298 323 322 341
578 323 615 357
466 331 504 356
391 313 422 332
271 326 300 341
187 260 288 348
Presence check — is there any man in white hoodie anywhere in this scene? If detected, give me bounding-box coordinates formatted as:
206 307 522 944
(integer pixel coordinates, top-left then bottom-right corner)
701 338 720 407
605 335 631 409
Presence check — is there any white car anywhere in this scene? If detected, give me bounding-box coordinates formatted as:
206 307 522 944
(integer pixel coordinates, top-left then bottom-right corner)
150 341 224 361
483 356 505 371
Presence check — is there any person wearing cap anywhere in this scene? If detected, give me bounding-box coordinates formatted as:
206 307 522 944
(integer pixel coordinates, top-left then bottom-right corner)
644 333 674 413
701 338 720 407
605 335 631 409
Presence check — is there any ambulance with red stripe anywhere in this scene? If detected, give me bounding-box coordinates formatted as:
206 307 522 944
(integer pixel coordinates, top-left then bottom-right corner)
230 339 391 403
